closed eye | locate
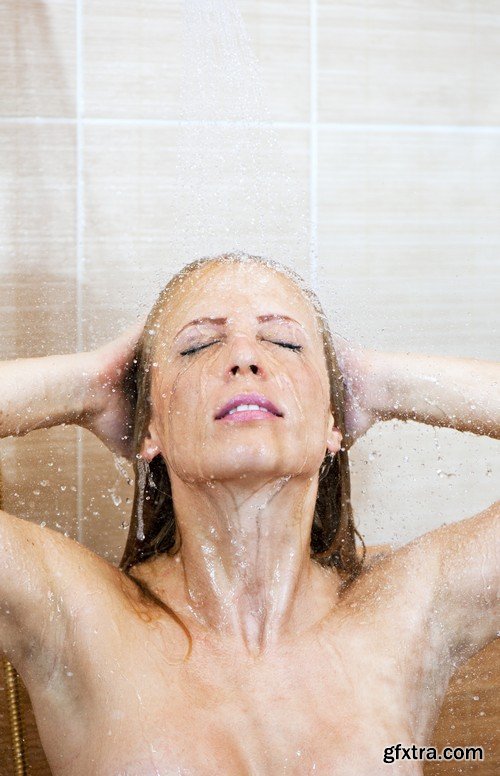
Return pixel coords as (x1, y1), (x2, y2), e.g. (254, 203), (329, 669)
(180, 340), (221, 356)
(180, 339), (303, 356)
(270, 341), (303, 352)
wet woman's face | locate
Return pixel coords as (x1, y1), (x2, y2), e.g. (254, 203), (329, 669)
(142, 262), (341, 485)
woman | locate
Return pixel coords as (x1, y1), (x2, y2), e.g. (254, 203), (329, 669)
(0, 252), (498, 775)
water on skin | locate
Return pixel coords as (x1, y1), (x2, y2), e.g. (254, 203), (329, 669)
(139, 258), (334, 660)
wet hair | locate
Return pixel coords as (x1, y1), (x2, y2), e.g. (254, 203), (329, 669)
(119, 252), (365, 657)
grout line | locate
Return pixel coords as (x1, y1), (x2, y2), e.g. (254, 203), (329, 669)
(0, 116), (77, 124)
(76, 0), (84, 544)
(318, 122), (500, 134)
(84, 117), (310, 128)
(309, 0), (318, 290)
(1, 116), (500, 134)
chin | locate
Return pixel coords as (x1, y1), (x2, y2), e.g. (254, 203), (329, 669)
(197, 453), (322, 485)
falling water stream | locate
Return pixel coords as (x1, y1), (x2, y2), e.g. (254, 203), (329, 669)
(170, 0), (310, 271)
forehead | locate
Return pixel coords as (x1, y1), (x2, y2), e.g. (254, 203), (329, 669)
(164, 262), (319, 331)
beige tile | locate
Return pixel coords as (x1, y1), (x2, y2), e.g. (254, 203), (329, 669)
(318, 1), (500, 125)
(349, 423), (500, 547)
(0, 427), (78, 539)
(317, 129), (500, 358)
(0, 124), (76, 274)
(239, 0), (310, 121)
(82, 123), (311, 348)
(84, 0), (182, 119)
(318, 128), (500, 545)
(0, 0), (76, 117)
(82, 123), (183, 347)
(179, 0), (309, 123)
(0, 274), (76, 359)
(84, 0), (309, 121)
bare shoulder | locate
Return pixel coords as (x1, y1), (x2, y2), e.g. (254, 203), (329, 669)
(421, 500), (499, 662)
(346, 501), (499, 666)
(0, 509), (152, 766)
(0, 508), (131, 689)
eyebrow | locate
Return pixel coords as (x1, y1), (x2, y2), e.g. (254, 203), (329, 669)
(174, 314), (303, 340)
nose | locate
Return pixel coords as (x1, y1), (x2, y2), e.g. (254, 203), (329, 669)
(225, 333), (262, 378)
(230, 363), (259, 376)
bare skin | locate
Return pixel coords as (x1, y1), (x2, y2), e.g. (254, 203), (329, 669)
(0, 261), (498, 775)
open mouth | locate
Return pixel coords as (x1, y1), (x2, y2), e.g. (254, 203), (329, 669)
(215, 393), (283, 421)
(217, 406), (281, 423)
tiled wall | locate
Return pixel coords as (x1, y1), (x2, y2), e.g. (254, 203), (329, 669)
(0, 2), (499, 776)
(0, 0), (499, 561)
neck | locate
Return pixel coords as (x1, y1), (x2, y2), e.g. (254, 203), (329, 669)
(146, 473), (341, 657)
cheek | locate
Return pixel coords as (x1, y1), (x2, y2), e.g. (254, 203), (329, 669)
(275, 357), (331, 448)
(296, 357), (330, 419)
(153, 360), (211, 443)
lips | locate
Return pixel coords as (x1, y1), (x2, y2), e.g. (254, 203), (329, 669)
(215, 392), (283, 420)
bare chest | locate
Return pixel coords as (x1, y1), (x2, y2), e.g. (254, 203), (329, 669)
(36, 613), (429, 776)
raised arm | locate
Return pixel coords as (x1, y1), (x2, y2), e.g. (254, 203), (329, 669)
(335, 342), (500, 446)
(0, 322), (143, 458)
(1, 350), (95, 438)
(336, 344), (499, 665)
(0, 323), (142, 685)
(367, 349), (499, 438)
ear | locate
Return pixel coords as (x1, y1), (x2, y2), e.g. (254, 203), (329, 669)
(326, 411), (343, 455)
(139, 419), (162, 463)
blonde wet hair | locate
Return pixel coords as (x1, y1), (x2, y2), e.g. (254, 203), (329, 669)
(119, 252), (365, 657)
